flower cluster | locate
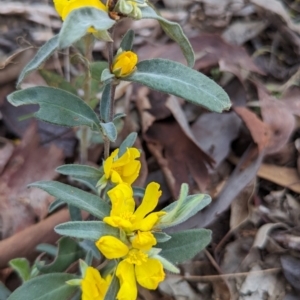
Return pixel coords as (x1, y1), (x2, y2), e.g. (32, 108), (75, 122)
(92, 147), (174, 299)
(65, 146), (177, 300)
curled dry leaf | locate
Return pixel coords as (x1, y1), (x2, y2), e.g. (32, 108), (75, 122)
(257, 86), (295, 154)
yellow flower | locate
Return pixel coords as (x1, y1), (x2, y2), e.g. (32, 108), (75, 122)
(112, 51), (138, 77)
(53, 0), (107, 20)
(103, 182), (166, 249)
(81, 266), (111, 300)
(96, 236), (165, 300)
(103, 148), (141, 185)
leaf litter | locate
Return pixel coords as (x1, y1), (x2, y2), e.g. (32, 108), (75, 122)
(1, 0), (300, 299)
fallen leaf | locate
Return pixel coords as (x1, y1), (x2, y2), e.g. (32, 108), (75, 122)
(0, 124), (64, 239)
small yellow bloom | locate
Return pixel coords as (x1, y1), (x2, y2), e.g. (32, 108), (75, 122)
(96, 236), (129, 259)
(81, 266), (111, 300)
(112, 51), (138, 77)
(104, 182), (165, 241)
(96, 236), (165, 300)
(103, 148), (141, 185)
(53, 0), (107, 20)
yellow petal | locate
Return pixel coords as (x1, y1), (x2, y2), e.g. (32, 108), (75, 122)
(103, 156), (113, 179)
(133, 211), (166, 231)
(112, 148), (140, 167)
(131, 231), (157, 251)
(103, 216), (133, 229)
(134, 182), (162, 222)
(135, 258), (165, 290)
(108, 183), (135, 216)
(81, 266), (110, 300)
(96, 236), (129, 259)
(60, 0), (107, 20)
(116, 260), (137, 300)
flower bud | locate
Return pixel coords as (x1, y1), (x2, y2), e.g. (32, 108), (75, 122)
(112, 50), (138, 77)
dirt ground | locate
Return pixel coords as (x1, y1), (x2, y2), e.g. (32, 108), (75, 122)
(1, 0), (300, 299)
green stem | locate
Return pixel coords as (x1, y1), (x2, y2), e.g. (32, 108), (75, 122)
(80, 35), (93, 164)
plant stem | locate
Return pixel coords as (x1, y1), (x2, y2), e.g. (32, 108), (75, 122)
(80, 35), (93, 164)
(104, 27), (117, 159)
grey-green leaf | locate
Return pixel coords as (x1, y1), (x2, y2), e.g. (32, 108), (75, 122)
(48, 199), (65, 213)
(37, 237), (85, 274)
(56, 164), (103, 179)
(125, 59), (231, 113)
(0, 282), (11, 300)
(7, 273), (78, 300)
(104, 275), (119, 300)
(7, 87), (100, 130)
(9, 258), (31, 282)
(30, 181), (110, 219)
(58, 7), (115, 49)
(55, 221), (119, 240)
(158, 194), (212, 229)
(100, 122), (117, 142)
(158, 229), (212, 264)
(100, 84), (111, 122)
(118, 132), (137, 157)
(141, 6), (194, 67)
(17, 35), (59, 88)
(120, 29), (135, 51)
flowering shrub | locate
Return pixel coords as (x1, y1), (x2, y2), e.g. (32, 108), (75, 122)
(7, 0), (231, 299)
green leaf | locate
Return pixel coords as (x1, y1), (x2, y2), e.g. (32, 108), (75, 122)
(153, 232), (171, 243)
(0, 282), (11, 300)
(68, 205), (82, 221)
(37, 237), (85, 274)
(157, 184), (212, 229)
(101, 68), (114, 82)
(9, 258), (31, 282)
(120, 29), (135, 51)
(100, 84), (111, 122)
(7, 273), (78, 300)
(56, 164), (103, 178)
(39, 70), (77, 95)
(104, 275), (119, 300)
(125, 59), (231, 113)
(36, 244), (58, 257)
(100, 122), (117, 142)
(30, 181), (110, 219)
(55, 221), (119, 240)
(158, 229), (212, 264)
(90, 61), (109, 81)
(56, 165), (103, 189)
(118, 132), (137, 157)
(17, 35), (59, 88)
(48, 199), (65, 213)
(141, 6), (194, 67)
(132, 186), (145, 198)
(58, 7), (115, 49)
(79, 240), (101, 260)
(7, 87), (100, 130)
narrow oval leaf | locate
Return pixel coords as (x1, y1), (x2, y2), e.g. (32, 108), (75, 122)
(7, 273), (78, 300)
(153, 232), (171, 243)
(100, 122), (117, 142)
(0, 282), (11, 299)
(30, 181), (110, 219)
(141, 6), (194, 67)
(17, 35), (59, 88)
(100, 84), (111, 122)
(118, 132), (137, 157)
(55, 221), (119, 240)
(159, 194), (212, 229)
(59, 7), (115, 49)
(125, 59), (231, 113)
(120, 29), (135, 51)
(48, 199), (65, 213)
(104, 275), (119, 300)
(37, 237), (85, 274)
(7, 87), (100, 130)
(56, 164), (103, 179)
(158, 229), (212, 264)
